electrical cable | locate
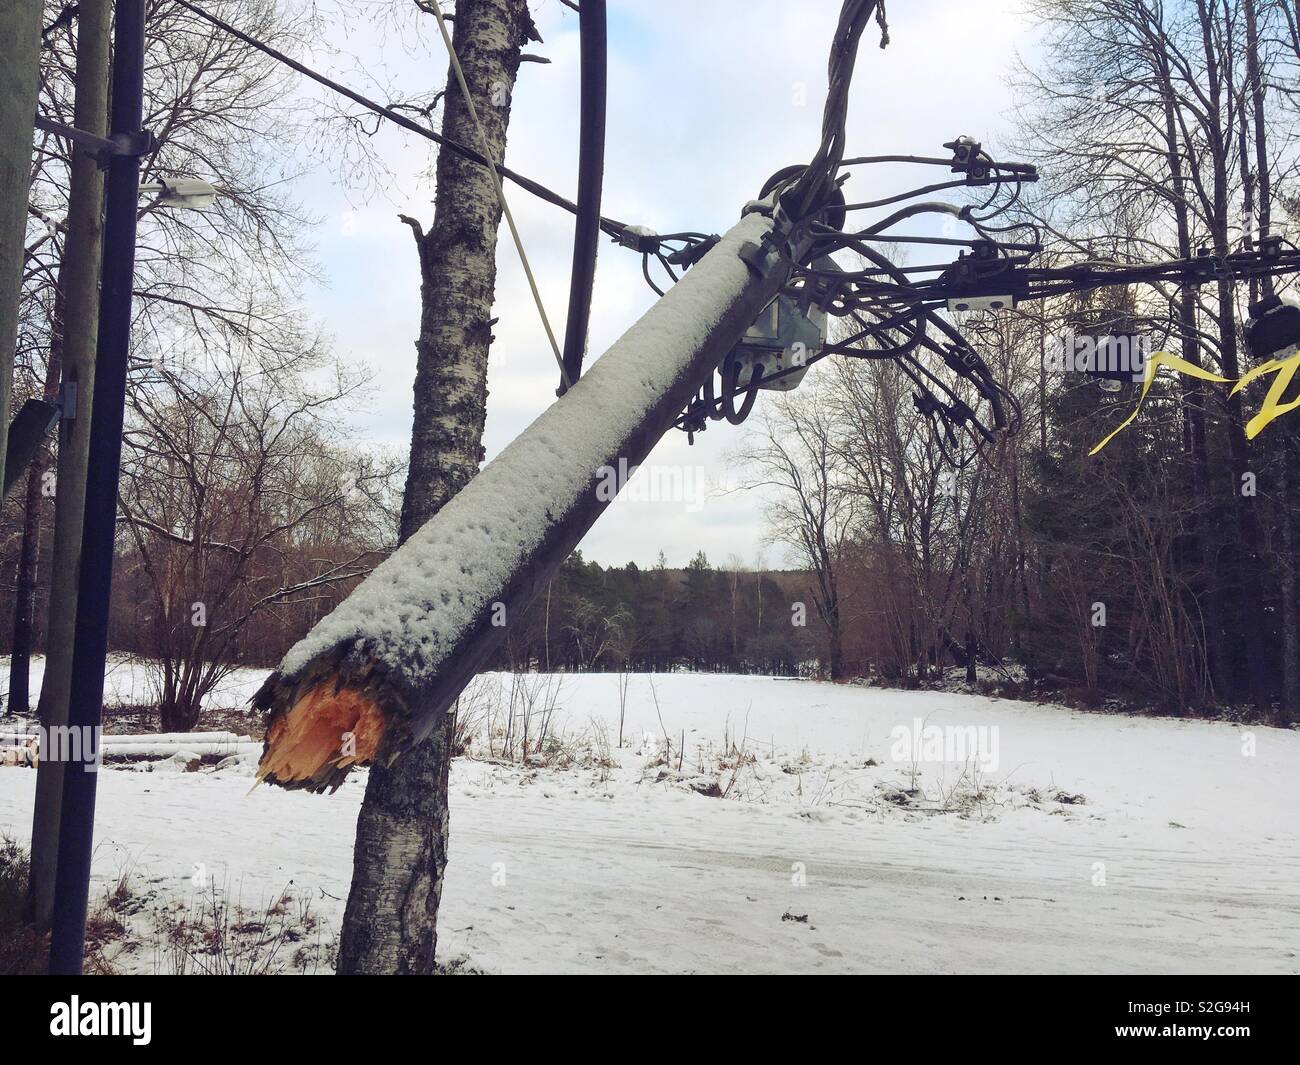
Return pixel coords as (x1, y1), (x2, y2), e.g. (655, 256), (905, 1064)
(185, 0), (1289, 469)
(174, 0), (717, 315)
(426, 0), (568, 387)
(173, 0), (656, 251)
(641, 253), (665, 297)
(782, 0), (883, 223)
(558, 0), (607, 395)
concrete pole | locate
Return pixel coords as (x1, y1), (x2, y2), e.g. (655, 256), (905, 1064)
(28, 0), (113, 931)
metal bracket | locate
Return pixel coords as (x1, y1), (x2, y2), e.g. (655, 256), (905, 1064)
(59, 380), (78, 422)
(33, 115), (156, 165)
(738, 238), (779, 278)
(2, 399), (61, 499)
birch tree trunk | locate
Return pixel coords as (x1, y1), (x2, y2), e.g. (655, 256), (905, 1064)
(335, 0), (537, 974)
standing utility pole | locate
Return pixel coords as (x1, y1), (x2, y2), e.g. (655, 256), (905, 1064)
(49, 0), (148, 975)
(28, 0), (113, 931)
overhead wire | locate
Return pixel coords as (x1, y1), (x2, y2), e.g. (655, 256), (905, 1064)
(173, 0), (668, 252)
(558, 0), (607, 395)
(425, 0), (568, 387)
(180, 0), (1045, 467)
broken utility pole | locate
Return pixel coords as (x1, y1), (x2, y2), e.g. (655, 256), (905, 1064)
(247, 0), (875, 978)
(254, 205), (807, 790)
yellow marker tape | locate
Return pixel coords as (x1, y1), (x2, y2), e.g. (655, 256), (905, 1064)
(1088, 351), (1231, 455)
(1230, 348), (1300, 439)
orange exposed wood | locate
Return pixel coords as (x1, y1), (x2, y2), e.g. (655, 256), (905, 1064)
(257, 681), (388, 787)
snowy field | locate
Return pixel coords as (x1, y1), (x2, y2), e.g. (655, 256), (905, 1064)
(1, 660), (1297, 974)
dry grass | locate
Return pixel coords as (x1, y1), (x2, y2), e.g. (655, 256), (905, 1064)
(0, 844), (339, 975)
(147, 882), (337, 975)
(0, 836), (47, 974)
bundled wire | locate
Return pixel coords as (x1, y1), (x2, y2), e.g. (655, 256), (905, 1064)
(780, 0), (889, 225)
(673, 2), (897, 442)
(676, 128), (1037, 465)
(789, 137), (1036, 461)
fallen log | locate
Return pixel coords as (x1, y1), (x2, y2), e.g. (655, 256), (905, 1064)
(0, 731), (258, 767)
(2, 730), (251, 745)
(98, 741), (261, 760)
(0, 742), (36, 767)
(254, 206), (804, 791)
(99, 731), (253, 746)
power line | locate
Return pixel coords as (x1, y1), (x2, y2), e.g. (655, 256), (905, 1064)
(172, 0), (635, 244)
(174, 0), (1022, 467)
(426, 0), (568, 388)
(558, 0), (607, 395)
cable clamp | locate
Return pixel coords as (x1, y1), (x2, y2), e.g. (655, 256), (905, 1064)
(664, 235), (719, 269)
(942, 343), (981, 375)
(615, 225), (662, 253)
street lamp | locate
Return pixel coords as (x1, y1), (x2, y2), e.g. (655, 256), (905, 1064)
(1, 177), (219, 500)
(139, 176), (218, 210)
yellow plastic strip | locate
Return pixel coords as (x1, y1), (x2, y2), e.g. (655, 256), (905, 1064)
(1088, 351), (1232, 455)
(1230, 349), (1300, 439)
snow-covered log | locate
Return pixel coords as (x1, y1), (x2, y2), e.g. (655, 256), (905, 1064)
(0, 731), (258, 766)
(99, 741), (262, 760)
(100, 731), (253, 746)
(3, 730), (252, 745)
(254, 208), (803, 791)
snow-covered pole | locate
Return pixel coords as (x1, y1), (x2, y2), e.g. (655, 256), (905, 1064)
(255, 204), (808, 791)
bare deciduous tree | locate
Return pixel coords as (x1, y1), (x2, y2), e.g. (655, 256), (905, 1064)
(739, 380), (855, 679)
(115, 343), (395, 731)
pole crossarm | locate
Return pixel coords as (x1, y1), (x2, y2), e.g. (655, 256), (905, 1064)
(32, 114), (154, 161)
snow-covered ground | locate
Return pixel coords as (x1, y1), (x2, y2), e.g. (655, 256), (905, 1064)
(1, 663), (1297, 973)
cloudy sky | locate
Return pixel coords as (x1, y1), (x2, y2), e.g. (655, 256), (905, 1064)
(293, 0), (1039, 567)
